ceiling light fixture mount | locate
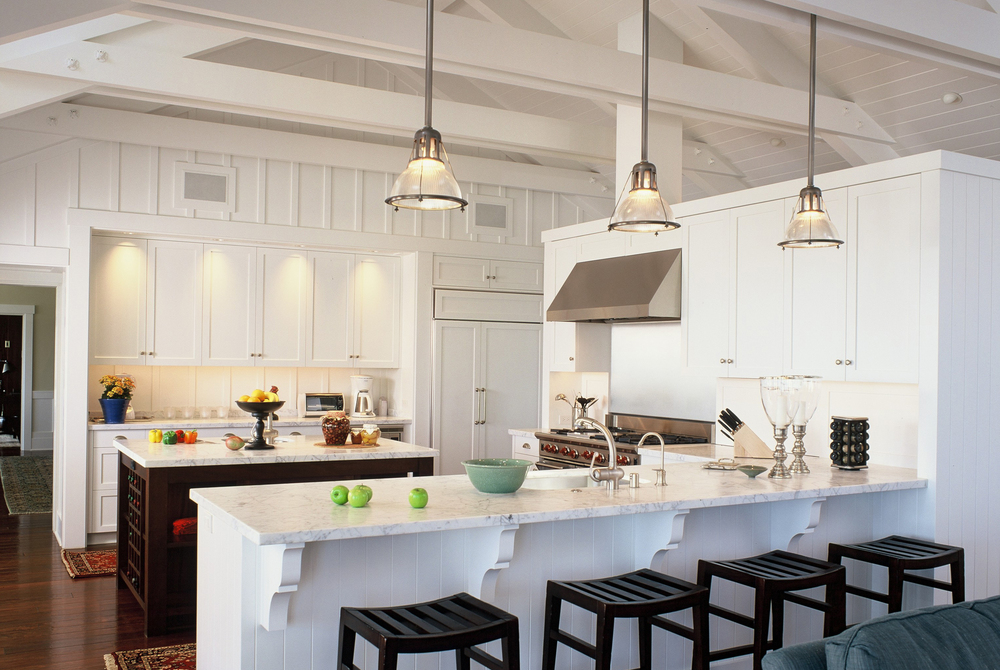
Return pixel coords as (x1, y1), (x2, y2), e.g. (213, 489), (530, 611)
(608, 0), (678, 235)
(941, 92), (963, 105)
(779, 14), (843, 249)
(385, 0), (467, 213)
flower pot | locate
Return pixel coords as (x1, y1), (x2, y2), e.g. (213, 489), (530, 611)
(100, 398), (129, 424)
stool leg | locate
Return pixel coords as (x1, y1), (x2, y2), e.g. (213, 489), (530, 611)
(770, 593), (784, 650)
(338, 621), (357, 670)
(638, 616), (652, 670)
(541, 593), (562, 670)
(825, 573), (847, 636)
(951, 552), (966, 604)
(455, 648), (470, 670)
(887, 561), (904, 613)
(593, 608), (615, 670)
(752, 586), (772, 670)
(378, 643), (398, 670)
(503, 620), (521, 670)
(691, 599), (709, 670)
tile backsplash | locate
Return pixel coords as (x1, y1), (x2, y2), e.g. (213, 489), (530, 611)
(88, 365), (399, 418)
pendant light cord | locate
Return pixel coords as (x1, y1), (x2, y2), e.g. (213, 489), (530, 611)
(425, 0), (434, 128)
(640, 0), (649, 163)
(807, 13), (816, 188)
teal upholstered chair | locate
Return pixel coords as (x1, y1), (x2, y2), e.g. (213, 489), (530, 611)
(762, 595), (1000, 670)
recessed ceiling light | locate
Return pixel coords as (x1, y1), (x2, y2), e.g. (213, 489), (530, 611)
(942, 92), (963, 105)
(770, 138), (786, 148)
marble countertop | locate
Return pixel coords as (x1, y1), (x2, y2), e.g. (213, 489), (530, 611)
(638, 443), (737, 463)
(90, 415), (411, 431)
(115, 434), (436, 468)
(508, 428), (541, 437)
(190, 461), (926, 546)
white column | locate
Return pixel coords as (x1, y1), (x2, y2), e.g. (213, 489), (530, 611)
(616, 13), (684, 206)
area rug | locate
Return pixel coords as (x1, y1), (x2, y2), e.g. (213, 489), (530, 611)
(0, 434), (19, 445)
(60, 548), (116, 578)
(0, 455), (52, 514)
(104, 643), (196, 670)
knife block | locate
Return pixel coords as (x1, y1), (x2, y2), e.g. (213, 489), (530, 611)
(732, 425), (773, 458)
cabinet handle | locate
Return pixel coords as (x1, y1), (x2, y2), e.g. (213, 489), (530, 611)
(481, 388), (487, 425)
(522, 442), (531, 450)
(835, 359), (843, 365)
(474, 388), (481, 425)
(845, 359), (853, 366)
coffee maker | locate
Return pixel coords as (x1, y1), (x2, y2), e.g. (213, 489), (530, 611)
(350, 375), (375, 417)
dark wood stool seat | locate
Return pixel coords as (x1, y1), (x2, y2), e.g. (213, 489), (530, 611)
(828, 535), (965, 613)
(541, 568), (710, 670)
(698, 550), (846, 670)
(338, 592), (520, 670)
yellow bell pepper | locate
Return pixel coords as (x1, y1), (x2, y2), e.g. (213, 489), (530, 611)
(148, 429), (163, 443)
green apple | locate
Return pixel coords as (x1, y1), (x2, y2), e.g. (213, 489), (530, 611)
(409, 488), (428, 509)
(330, 485), (349, 506)
(357, 484), (373, 502)
(348, 486), (369, 508)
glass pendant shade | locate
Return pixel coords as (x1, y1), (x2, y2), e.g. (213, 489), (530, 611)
(779, 186), (843, 248)
(608, 161), (678, 233)
(387, 127), (467, 211)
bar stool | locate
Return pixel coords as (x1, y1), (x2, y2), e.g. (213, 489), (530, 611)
(698, 550), (846, 670)
(541, 568), (710, 670)
(828, 535), (965, 613)
(338, 592), (520, 670)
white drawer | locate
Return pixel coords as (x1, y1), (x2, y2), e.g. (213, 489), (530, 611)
(92, 429), (146, 449)
(92, 448), (119, 490)
(89, 490), (118, 534)
(512, 435), (539, 458)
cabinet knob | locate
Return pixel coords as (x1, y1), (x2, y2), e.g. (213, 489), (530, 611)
(845, 359), (853, 366)
(139, 351), (146, 356)
(727, 359), (733, 364)
(720, 358), (726, 364)
(835, 359), (843, 365)
(568, 357), (574, 361)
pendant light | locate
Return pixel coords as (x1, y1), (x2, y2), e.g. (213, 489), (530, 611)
(778, 15), (843, 248)
(608, 0), (678, 234)
(386, 0), (468, 212)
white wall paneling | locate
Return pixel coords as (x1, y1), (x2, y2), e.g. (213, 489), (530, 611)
(30, 390), (53, 451)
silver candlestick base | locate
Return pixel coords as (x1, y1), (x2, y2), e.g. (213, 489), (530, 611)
(789, 424), (810, 474)
(769, 426), (792, 479)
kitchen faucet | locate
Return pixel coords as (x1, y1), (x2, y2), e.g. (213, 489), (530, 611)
(637, 432), (668, 486)
(575, 416), (625, 491)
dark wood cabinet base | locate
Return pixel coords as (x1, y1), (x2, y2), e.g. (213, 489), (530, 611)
(116, 454), (434, 637)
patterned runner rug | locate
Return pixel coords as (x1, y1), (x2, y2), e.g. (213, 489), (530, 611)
(0, 455), (52, 514)
(61, 548), (117, 578)
(105, 643), (196, 670)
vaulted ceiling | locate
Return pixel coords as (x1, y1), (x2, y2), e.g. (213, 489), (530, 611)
(2, 0), (999, 203)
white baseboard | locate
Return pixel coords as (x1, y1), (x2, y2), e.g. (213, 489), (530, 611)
(30, 431), (53, 451)
(86, 531), (117, 548)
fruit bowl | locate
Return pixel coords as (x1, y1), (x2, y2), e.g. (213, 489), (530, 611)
(236, 400), (284, 414)
(462, 459), (533, 494)
(236, 401), (285, 450)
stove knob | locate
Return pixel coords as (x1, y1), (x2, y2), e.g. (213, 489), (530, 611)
(582, 450), (592, 460)
(596, 454), (606, 464)
(560, 447), (570, 456)
(569, 449), (578, 459)
(618, 455), (629, 466)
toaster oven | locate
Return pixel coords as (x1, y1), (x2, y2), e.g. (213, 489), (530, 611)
(301, 392), (345, 417)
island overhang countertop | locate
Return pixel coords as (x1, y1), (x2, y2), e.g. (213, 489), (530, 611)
(114, 434), (437, 468)
(190, 462), (925, 546)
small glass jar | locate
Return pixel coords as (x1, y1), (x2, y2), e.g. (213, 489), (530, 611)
(321, 411), (351, 446)
(360, 424), (381, 446)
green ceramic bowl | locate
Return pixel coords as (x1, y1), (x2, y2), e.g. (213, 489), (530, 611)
(462, 459), (533, 494)
(737, 464), (768, 479)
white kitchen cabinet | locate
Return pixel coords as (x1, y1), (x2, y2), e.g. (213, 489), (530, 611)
(784, 188), (849, 380)
(202, 244), (257, 366)
(546, 237), (611, 372)
(145, 240), (203, 365)
(306, 252), (355, 367)
(90, 237), (148, 365)
(255, 248), (308, 366)
(433, 320), (541, 475)
(847, 175), (921, 383)
(683, 210), (732, 375)
(511, 433), (540, 462)
(354, 255), (401, 368)
(433, 255), (543, 293)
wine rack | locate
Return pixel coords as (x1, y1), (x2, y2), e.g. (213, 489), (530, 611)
(123, 469), (146, 599)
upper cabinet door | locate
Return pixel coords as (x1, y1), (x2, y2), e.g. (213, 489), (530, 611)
(146, 240), (203, 366)
(548, 239), (578, 372)
(306, 252), (355, 368)
(683, 210), (732, 374)
(847, 175), (921, 384)
(433, 256), (490, 289)
(202, 245), (256, 366)
(784, 188), (849, 380)
(489, 260), (543, 293)
(354, 255), (400, 368)
(90, 237), (147, 365)
(729, 200), (786, 378)
(479, 322), (542, 460)
(256, 248), (308, 367)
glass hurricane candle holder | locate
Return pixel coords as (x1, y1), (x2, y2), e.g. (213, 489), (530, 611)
(787, 376), (821, 474)
(760, 376), (793, 479)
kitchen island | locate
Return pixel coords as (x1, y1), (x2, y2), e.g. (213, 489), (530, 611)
(113, 434), (435, 636)
(192, 462), (925, 670)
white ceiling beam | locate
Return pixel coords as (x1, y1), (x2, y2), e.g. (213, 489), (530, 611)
(0, 71), (91, 119)
(683, 169), (747, 196)
(0, 41), (616, 162)
(124, 0), (893, 143)
(671, 1), (781, 84)
(0, 14), (148, 60)
(820, 133), (900, 167)
(0, 1), (135, 45)
(0, 102), (610, 197)
(985, 0), (1000, 12)
(461, 0), (564, 37)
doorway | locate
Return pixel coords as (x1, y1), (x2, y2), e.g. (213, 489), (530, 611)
(0, 315), (24, 447)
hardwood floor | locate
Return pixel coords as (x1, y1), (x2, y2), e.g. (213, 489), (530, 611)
(0, 464), (194, 670)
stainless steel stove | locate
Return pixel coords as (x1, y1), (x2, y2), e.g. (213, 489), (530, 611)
(534, 413), (714, 470)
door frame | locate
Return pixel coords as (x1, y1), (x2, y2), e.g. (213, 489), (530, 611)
(0, 304), (34, 455)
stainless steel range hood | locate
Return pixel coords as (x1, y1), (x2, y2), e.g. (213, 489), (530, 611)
(546, 249), (681, 323)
